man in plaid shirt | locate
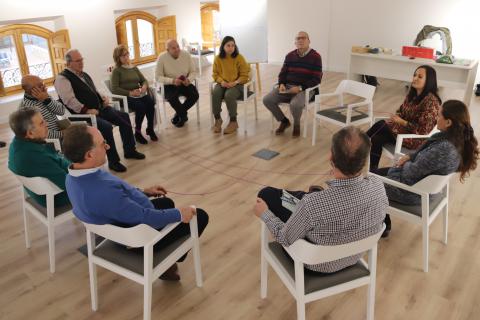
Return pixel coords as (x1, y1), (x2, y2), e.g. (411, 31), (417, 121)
(254, 126), (387, 273)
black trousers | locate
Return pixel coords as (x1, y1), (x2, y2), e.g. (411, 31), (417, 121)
(164, 84), (199, 118)
(96, 107), (136, 164)
(150, 197), (209, 261)
(258, 187), (308, 223)
(366, 120), (396, 170)
(127, 95), (155, 132)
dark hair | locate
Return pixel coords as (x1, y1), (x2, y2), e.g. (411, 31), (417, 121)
(62, 124), (94, 163)
(441, 100), (479, 182)
(9, 108), (39, 138)
(219, 36), (239, 58)
(407, 65), (441, 104)
(331, 126), (371, 176)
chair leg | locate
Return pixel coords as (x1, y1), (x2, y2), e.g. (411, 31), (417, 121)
(162, 100), (168, 130)
(294, 261), (306, 320)
(296, 300), (306, 320)
(260, 251), (268, 298)
(244, 103), (247, 135)
(155, 101), (162, 133)
(254, 97), (258, 120)
(22, 203), (31, 249)
(311, 118), (317, 146)
(196, 101), (200, 125)
(302, 108), (308, 138)
(47, 224), (55, 273)
(443, 204), (448, 245)
(144, 246), (153, 320)
(88, 261), (98, 311)
(193, 241), (203, 287)
(86, 231), (98, 311)
(423, 222), (429, 272)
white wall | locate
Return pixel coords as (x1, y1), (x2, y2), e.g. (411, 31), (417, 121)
(0, 0), (201, 121)
(327, 0), (480, 75)
(267, 0), (331, 66)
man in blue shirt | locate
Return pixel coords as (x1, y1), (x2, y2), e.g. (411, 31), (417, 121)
(62, 124), (209, 280)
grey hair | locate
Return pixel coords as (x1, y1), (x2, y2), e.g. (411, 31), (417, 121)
(65, 49), (79, 64)
(9, 107), (39, 138)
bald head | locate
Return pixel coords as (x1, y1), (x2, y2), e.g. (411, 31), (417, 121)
(330, 126), (371, 176)
(166, 39), (181, 59)
(295, 31), (310, 51)
(21, 75), (43, 94)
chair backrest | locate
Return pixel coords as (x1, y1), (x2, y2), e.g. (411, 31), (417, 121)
(284, 225), (385, 265)
(103, 78), (113, 93)
(336, 80), (376, 101)
(83, 223), (161, 248)
(14, 174), (63, 196)
(412, 173), (455, 194)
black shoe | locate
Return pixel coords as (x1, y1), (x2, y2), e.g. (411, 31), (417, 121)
(146, 129), (158, 141)
(275, 119), (291, 135)
(109, 162), (127, 172)
(475, 84), (480, 96)
(308, 185), (324, 192)
(381, 229), (390, 238)
(174, 117), (186, 128)
(381, 214), (391, 238)
(135, 132), (148, 145)
(171, 114), (180, 125)
(0, 141), (6, 148)
(125, 150), (146, 160)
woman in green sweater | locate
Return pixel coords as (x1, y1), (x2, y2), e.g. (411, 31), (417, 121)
(212, 36), (250, 134)
(111, 45), (157, 144)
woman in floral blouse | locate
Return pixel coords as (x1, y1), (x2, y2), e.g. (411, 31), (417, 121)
(367, 65), (441, 169)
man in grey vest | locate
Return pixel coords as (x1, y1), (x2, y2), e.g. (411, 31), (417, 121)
(55, 49), (145, 173)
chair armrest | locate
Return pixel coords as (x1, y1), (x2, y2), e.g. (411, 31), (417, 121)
(148, 221), (182, 246)
(368, 172), (426, 195)
(45, 138), (61, 152)
(305, 83), (321, 105)
(67, 114), (97, 127)
(346, 101), (371, 109)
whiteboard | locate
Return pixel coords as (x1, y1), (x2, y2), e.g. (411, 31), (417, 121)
(219, 0), (268, 63)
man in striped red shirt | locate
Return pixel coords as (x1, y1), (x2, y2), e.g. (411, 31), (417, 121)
(263, 31), (323, 137)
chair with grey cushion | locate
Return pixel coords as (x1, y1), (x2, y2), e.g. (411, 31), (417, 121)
(260, 222), (385, 320)
(369, 172), (454, 272)
(312, 80), (376, 146)
(373, 116), (439, 164)
(83, 216), (203, 320)
(13, 174), (74, 273)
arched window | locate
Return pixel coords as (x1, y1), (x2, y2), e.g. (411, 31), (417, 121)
(115, 11), (158, 65)
(0, 24), (70, 96)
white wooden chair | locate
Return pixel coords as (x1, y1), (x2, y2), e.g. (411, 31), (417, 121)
(102, 78), (129, 112)
(270, 83), (320, 138)
(83, 217), (203, 320)
(13, 174), (74, 273)
(312, 80), (376, 145)
(260, 222), (385, 320)
(154, 78), (201, 131)
(369, 172), (454, 272)
(209, 65), (258, 134)
(372, 116), (439, 163)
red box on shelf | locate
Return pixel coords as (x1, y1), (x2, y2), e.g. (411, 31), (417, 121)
(402, 46), (434, 59)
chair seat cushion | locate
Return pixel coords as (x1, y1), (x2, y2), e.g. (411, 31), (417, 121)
(268, 242), (370, 294)
(389, 188), (446, 217)
(316, 106), (369, 123)
(93, 235), (190, 275)
(25, 197), (72, 217)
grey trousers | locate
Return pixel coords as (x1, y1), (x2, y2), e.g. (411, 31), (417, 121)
(212, 84), (244, 119)
(263, 89), (306, 125)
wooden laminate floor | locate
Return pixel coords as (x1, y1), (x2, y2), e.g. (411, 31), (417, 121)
(0, 64), (479, 320)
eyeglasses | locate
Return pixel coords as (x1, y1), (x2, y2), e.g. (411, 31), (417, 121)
(71, 58), (84, 63)
(121, 52), (130, 57)
(295, 36), (308, 41)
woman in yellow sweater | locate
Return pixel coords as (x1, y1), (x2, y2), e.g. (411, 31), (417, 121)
(212, 36), (250, 134)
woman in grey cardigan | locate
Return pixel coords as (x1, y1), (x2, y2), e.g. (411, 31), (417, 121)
(374, 100), (479, 237)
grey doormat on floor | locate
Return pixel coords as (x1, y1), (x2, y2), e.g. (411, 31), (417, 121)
(252, 148), (280, 160)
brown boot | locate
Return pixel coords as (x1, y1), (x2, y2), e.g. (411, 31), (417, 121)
(213, 118), (223, 133)
(223, 121), (239, 134)
(292, 124), (301, 137)
(275, 119), (291, 135)
(159, 263), (180, 281)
